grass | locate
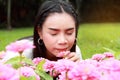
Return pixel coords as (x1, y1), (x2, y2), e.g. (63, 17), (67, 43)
(0, 27), (33, 51)
(77, 23), (120, 59)
(0, 23), (120, 59)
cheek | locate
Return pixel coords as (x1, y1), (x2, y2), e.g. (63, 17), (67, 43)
(42, 34), (56, 49)
(68, 37), (75, 47)
(68, 32), (76, 42)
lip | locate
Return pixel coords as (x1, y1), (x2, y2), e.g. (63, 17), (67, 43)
(56, 48), (67, 52)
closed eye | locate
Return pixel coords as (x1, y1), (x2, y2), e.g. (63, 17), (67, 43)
(66, 32), (73, 35)
(48, 28), (59, 36)
(51, 33), (57, 36)
(66, 29), (74, 35)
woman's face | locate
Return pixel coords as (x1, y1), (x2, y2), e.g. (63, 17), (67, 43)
(38, 12), (76, 58)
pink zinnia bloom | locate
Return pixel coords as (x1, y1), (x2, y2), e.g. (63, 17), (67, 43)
(103, 52), (114, 58)
(68, 62), (100, 80)
(108, 71), (120, 80)
(32, 57), (45, 65)
(100, 73), (114, 80)
(0, 63), (19, 80)
(79, 59), (100, 68)
(100, 71), (120, 80)
(43, 60), (56, 72)
(92, 53), (105, 61)
(44, 59), (75, 78)
(56, 51), (70, 58)
(6, 40), (35, 53)
(99, 58), (120, 72)
(58, 72), (68, 80)
(54, 59), (75, 73)
(53, 59), (75, 78)
(19, 66), (40, 80)
(44, 60), (57, 77)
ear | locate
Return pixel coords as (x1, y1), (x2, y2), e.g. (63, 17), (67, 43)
(37, 27), (43, 39)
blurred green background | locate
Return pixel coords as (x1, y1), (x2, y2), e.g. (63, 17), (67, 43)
(77, 23), (120, 59)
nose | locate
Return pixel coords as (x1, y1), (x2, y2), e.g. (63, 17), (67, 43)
(58, 35), (68, 45)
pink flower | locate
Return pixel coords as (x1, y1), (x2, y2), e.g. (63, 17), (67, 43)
(68, 62), (100, 80)
(44, 60), (59, 77)
(56, 51), (70, 58)
(43, 60), (56, 72)
(100, 71), (120, 80)
(44, 59), (75, 78)
(92, 53), (105, 61)
(58, 72), (68, 80)
(19, 66), (40, 80)
(103, 52), (114, 58)
(79, 59), (100, 67)
(6, 40), (35, 53)
(99, 58), (120, 72)
(32, 57), (45, 65)
(54, 59), (75, 73)
(97, 58), (120, 80)
(0, 63), (19, 80)
(54, 59), (75, 78)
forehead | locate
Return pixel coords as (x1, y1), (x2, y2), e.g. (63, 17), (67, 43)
(42, 12), (75, 29)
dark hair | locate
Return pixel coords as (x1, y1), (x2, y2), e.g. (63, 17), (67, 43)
(33, 0), (79, 58)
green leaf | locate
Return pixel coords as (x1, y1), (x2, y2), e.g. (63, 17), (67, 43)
(103, 47), (116, 53)
(114, 52), (120, 60)
(35, 70), (53, 80)
(5, 56), (34, 69)
(35, 59), (53, 80)
(20, 76), (36, 80)
(5, 56), (23, 69)
(22, 57), (34, 65)
(36, 59), (46, 71)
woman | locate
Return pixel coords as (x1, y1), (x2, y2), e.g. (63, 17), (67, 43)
(3, 0), (82, 62)
(33, 0), (82, 62)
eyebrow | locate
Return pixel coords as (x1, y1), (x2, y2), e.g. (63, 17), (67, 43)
(66, 28), (75, 31)
(48, 28), (59, 31)
(48, 27), (74, 31)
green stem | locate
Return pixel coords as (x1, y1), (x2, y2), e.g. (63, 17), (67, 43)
(19, 52), (23, 78)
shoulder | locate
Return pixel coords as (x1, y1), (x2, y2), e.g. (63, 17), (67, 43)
(76, 45), (82, 60)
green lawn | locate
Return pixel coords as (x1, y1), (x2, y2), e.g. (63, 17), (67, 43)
(77, 23), (120, 59)
(0, 23), (120, 59)
(0, 27), (33, 51)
